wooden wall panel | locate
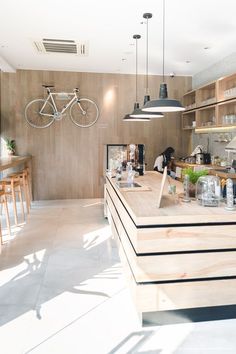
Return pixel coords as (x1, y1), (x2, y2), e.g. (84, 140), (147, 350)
(1, 70), (191, 199)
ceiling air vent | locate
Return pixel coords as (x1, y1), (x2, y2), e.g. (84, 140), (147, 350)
(33, 38), (89, 56)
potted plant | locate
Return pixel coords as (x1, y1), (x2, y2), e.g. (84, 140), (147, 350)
(182, 168), (208, 197)
(5, 138), (16, 156)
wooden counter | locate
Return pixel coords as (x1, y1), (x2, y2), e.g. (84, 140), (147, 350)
(210, 168), (236, 180)
(173, 160), (236, 181)
(105, 171), (236, 324)
(173, 160), (212, 169)
(0, 155), (31, 172)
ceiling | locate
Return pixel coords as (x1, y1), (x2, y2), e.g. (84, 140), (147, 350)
(0, 0), (236, 76)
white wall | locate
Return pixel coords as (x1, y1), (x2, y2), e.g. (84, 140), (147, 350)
(193, 52), (236, 89)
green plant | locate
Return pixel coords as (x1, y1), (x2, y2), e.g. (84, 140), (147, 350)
(5, 138), (16, 152)
(183, 168), (208, 185)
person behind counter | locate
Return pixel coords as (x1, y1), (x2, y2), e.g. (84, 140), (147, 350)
(154, 146), (175, 174)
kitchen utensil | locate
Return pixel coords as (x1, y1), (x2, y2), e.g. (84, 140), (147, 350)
(195, 153), (204, 164)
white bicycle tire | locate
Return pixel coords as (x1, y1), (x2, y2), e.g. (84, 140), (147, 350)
(25, 99), (55, 128)
(69, 98), (99, 128)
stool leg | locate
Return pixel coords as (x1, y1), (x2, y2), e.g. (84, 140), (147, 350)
(2, 195), (11, 236)
(26, 167), (32, 203)
(11, 181), (18, 226)
(22, 174), (30, 214)
(18, 184), (25, 222)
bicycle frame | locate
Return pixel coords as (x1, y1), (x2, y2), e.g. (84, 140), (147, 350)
(40, 90), (82, 117)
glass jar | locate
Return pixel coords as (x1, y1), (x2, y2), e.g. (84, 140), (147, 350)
(196, 175), (221, 207)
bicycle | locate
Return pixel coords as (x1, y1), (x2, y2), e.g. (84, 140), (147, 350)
(24, 85), (99, 128)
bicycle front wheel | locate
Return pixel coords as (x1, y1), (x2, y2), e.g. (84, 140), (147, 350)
(25, 99), (55, 128)
(69, 98), (99, 128)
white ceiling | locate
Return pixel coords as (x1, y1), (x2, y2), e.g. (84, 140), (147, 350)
(0, 0), (236, 76)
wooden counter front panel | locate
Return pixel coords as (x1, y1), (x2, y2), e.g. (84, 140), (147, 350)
(106, 186), (236, 282)
(136, 279), (236, 312)
(109, 206), (236, 312)
(136, 225), (236, 253)
(106, 179), (138, 249)
(105, 173), (236, 315)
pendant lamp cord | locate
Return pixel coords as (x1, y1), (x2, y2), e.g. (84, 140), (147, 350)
(162, 0), (165, 83)
(146, 17), (149, 93)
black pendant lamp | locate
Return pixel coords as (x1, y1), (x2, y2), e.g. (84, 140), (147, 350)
(142, 0), (185, 113)
(141, 13), (163, 118)
(123, 34), (150, 122)
(123, 113), (150, 122)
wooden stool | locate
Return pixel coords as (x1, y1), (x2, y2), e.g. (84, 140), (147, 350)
(0, 176), (25, 225)
(9, 168), (31, 214)
(0, 190), (11, 244)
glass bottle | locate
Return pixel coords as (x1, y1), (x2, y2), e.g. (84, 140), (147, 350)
(225, 178), (235, 211)
(183, 174), (191, 202)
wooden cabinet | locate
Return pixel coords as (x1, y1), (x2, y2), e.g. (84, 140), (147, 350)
(218, 73), (236, 102)
(183, 90), (196, 110)
(217, 99), (236, 126)
(182, 73), (236, 131)
(182, 110), (196, 130)
(196, 81), (216, 107)
(196, 105), (217, 128)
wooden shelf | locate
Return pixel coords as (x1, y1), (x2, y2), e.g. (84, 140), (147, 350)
(196, 105), (217, 128)
(183, 89), (196, 110)
(182, 110), (196, 130)
(182, 73), (236, 131)
(218, 73), (236, 102)
(196, 81), (216, 107)
(217, 98), (236, 126)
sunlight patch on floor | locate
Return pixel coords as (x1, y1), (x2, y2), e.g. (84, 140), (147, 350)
(83, 225), (111, 250)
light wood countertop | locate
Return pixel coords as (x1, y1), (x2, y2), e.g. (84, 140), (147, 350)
(106, 171), (236, 226)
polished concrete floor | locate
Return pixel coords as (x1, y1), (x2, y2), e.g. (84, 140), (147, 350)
(1, 199), (236, 354)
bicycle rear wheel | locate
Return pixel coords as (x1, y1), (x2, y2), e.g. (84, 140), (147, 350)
(69, 98), (99, 128)
(25, 99), (55, 128)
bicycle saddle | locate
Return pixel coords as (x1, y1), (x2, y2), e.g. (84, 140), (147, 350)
(42, 85), (54, 88)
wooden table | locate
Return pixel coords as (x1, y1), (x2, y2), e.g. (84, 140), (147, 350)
(0, 156), (31, 172)
(105, 171), (236, 325)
